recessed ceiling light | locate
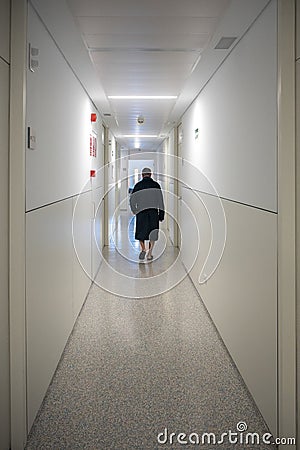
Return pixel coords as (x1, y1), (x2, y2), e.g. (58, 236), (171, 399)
(120, 134), (158, 138)
(108, 95), (177, 100)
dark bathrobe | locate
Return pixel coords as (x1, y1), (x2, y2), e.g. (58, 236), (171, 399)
(130, 177), (165, 241)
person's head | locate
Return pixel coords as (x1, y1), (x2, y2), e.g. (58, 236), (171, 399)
(142, 167), (152, 178)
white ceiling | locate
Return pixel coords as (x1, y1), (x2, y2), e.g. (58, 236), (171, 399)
(63, 0), (270, 151)
(65, 0), (230, 150)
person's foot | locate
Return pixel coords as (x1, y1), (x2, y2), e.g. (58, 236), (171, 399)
(139, 250), (146, 260)
(147, 253), (153, 261)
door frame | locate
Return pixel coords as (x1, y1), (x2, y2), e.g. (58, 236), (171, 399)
(10, 0), (28, 448)
(277, 0), (296, 444)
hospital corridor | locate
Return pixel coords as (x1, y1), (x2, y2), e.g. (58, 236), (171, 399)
(25, 213), (274, 449)
(0, 0), (299, 449)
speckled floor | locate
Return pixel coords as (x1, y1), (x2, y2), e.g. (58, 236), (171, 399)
(25, 213), (274, 450)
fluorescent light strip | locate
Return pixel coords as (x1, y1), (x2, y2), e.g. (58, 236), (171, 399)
(120, 134), (158, 138)
(108, 95), (177, 100)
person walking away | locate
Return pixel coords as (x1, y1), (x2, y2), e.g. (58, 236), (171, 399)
(129, 168), (165, 261)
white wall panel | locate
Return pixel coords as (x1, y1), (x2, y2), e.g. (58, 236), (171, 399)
(30, 0), (109, 113)
(26, 4), (97, 211)
(181, 0), (277, 212)
(26, 5), (106, 430)
(26, 193), (100, 429)
(92, 187), (104, 279)
(26, 200), (74, 429)
(296, 57), (300, 445)
(25, 0), (106, 439)
(0, 0), (10, 62)
(166, 131), (176, 245)
(119, 150), (129, 212)
(0, 5), (10, 448)
(91, 125), (105, 276)
(90, 113), (105, 278)
(178, 1), (278, 434)
(72, 191), (92, 319)
(90, 123), (105, 190)
(0, 56), (10, 450)
(181, 190), (277, 433)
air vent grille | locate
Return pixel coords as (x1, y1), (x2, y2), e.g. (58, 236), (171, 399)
(214, 37), (237, 50)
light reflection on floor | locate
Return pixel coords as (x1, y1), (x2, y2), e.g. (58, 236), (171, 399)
(95, 211), (186, 298)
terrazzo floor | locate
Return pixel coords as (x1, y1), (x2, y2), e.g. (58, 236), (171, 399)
(25, 213), (274, 450)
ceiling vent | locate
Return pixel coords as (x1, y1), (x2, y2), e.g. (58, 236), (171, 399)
(214, 37), (237, 50)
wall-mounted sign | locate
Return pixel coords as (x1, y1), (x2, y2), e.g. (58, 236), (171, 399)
(90, 132), (97, 157)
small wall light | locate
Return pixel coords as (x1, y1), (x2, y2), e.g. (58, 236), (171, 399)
(91, 113), (97, 122)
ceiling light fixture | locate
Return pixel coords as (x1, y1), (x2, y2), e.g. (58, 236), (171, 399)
(120, 134), (158, 138)
(108, 95), (177, 100)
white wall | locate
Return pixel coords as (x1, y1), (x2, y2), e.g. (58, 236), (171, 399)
(26, 3), (103, 429)
(26, 6), (94, 210)
(119, 149), (129, 211)
(180, 8), (277, 212)
(91, 124), (105, 279)
(178, 0), (277, 433)
(154, 138), (177, 245)
(296, 0), (300, 442)
(107, 132), (117, 238)
(162, 132), (177, 245)
(0, 1), (11, 448)
(167, 130), (176, 244)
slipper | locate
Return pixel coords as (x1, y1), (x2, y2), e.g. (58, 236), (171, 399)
(147, 254), (153, 261)
(139, 250), (146, 260)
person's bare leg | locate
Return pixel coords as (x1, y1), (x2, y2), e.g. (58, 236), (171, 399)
(139, 240), (146, 259)
(147, 240), (155, 259)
